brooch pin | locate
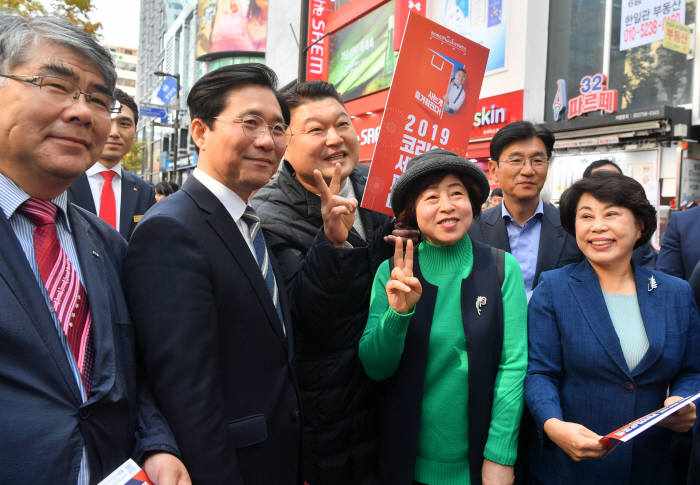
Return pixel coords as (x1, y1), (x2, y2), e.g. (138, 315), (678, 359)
(476, 296), (487, 316)
(648, 275), (658, 293)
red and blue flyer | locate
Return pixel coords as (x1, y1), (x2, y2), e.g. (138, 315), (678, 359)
(361, 11), (489, 216)
(98, 459), (153, 485)
(600, 390), (700, 456)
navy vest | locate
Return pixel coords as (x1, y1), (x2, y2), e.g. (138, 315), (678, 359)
(379, 240), (505, 485)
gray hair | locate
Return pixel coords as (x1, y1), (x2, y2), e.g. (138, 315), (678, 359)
(0, 13), (116, 90)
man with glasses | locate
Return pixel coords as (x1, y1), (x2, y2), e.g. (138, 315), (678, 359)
(469, 121), (581, 299)
(0, 14), (188, 484)
(68, 88), (157, 240)
(251, 81), (399, 484)
(124, 64), (302, 484)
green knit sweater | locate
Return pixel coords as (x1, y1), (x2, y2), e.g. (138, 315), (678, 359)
(359, 234), (528, 485)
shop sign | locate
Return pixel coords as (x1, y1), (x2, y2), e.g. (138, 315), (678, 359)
(305, 0), (330, 81)
(471, 90), (524, 139)
(566, 73), (619, 120)
(620, 0), (685, 51)
(663, 18), (692, 54)
(361, 12), (488, 215)
(394, 0), (426, 50)
(351, 113), (382, 161)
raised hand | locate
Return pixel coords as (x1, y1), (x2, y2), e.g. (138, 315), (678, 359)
(314, 163), (358, 248)
(385, 237), (422, 314)
(543, 418), (608, 462)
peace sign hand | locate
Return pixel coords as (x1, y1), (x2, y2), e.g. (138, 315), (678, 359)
(386, 237), (422, 314)
(314, 163), (358, 248)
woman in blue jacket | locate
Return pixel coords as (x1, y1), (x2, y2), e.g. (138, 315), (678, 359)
(525, 173), (700, 484)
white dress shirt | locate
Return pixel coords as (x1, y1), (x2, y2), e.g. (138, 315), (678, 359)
(86, 161), (122, 232)
(192, 168), (257, 260)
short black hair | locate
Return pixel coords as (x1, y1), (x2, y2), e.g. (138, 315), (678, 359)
(187, 63), (289, 129)
(490, 121), (555, 162)
(281, 80), (345, 111)
(559, 173), (656, 249)
(490, 188), (503, 198)
(582, 159), (622, 178)
(154, 181), (179, 197)
(456, 67), (466, 75)
(397, 170), (483, 229)
(114, 88), (138, 126)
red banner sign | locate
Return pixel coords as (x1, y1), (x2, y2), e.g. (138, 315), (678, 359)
(361, 12), (488, 215)
(305, 0), (330, 81)
(394, 0), (426, 50)
(471, 90), (524, 139)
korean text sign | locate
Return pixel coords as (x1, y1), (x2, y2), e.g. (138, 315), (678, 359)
(620, 0), (685, 51)
(361, 12), (488, 216)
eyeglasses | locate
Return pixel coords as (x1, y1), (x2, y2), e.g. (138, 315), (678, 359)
(0, 73), (119, 116)
(500, 156), (549, 169)
(212, 114), (290, 148)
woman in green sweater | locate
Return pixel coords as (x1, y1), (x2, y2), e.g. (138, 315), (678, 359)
(359, 149), (528, 485)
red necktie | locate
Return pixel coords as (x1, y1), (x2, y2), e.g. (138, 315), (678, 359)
(19, 198), (94, 395)
(99, 170), (117, 229)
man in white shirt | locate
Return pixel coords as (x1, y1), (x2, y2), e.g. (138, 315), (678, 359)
(68, 88), (156, 239)
(444, 67), (466, 114)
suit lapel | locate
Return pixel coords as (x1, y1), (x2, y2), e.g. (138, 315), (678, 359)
(480, 207), (511, 251)
(535, 203), (566, 284)
(0, 211), (82, 401)
(68, 173), (96, 214)
(120, 171), (138, 239)
(630, 266), (666, 376)
(569, 260), (631, 377)
(184, 178), (288, 346)
(68, 206), (116, 402)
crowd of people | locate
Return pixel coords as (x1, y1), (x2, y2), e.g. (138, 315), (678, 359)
(1, 12), (699, 485)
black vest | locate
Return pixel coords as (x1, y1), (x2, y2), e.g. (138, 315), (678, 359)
(379, 240), (505, 485)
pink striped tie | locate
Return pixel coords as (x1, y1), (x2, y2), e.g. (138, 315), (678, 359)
(19, 198), (94, 395)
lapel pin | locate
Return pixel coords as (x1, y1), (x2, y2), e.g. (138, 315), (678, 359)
(92, 250), (100, 258)
(648, 275), (658, 293)
(476, 296), (487, 315)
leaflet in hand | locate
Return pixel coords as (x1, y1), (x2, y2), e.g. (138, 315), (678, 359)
(599, 390), (700, 455)
(97, 458), (153, 485)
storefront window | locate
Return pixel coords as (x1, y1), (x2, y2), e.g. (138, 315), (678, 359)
(328, 0), (396, 101)
(544, 0), (607, 124)
(609, 0), (695, 110)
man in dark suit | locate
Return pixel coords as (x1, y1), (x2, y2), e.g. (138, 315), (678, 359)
(124, 64), (302, 484)
(469, 121), (581, 299)
(0, 14), (188, 484)
(69, 88), (156, 240)
(657, 205), (700, 280)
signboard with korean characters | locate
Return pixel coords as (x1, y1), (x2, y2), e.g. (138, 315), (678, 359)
(620, 0), (685, 51)
(361, 12), (488, 216)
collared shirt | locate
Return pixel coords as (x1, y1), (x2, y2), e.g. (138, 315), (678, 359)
(86, 161), (122, 232)
(445, 81), (465, 112)
(0, 173), (90, 485)
(502, 198), (544, 298)
(192, 168), (257, 260)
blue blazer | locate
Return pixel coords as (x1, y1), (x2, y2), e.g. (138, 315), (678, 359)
(0, 203), (178, 483)
(525, 259), (700, 484)
(657, 206), (700, 279)
(68, 170), (156, 240)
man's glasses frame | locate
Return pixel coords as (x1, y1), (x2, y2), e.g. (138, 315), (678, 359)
(499, 156), (550, 169)
(212, 114), (291, 148)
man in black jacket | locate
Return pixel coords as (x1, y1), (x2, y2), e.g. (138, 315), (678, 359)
(251, 81), (395, 485)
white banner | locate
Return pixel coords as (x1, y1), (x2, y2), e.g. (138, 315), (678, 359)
(620, 0), (685, 51)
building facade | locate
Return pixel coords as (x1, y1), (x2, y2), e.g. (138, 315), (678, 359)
(109, 45), (138, 97)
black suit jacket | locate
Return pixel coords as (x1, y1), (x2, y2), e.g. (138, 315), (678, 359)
(68, 169), (156, 240)
(124, 176), (302, 485)
(468, 202), (582, 287)
(0, 202), (178, 483)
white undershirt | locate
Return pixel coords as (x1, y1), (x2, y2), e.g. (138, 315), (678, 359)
(86, 161), (122, 232)
(192, 168), (257, 260)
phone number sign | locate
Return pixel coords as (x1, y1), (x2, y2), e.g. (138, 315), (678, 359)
(620, 0), (685, 51)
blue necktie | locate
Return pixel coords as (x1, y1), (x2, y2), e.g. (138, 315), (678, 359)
(242, 206), (286, 336)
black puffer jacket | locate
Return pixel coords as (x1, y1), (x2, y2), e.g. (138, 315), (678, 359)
(252, 161), (393, 485)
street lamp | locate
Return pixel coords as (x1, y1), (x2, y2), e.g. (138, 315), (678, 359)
(154, 71), (181, 182)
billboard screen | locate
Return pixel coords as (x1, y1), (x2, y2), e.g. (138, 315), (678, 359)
(328, 1), (396, 101)
(196, 0), (268, 59)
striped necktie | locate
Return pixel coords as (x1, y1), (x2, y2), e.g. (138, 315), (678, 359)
(242, 206), (286, 336)
(19, 198), (94, 394)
